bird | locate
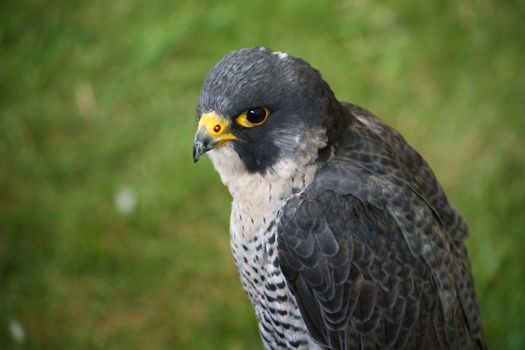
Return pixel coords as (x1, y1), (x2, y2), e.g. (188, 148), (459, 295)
(192, 47), (486, 350)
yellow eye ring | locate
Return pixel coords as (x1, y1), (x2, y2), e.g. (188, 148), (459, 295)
(236, 107), (269, 127)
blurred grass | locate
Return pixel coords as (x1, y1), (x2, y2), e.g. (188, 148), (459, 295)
(1, 0), (524, 348)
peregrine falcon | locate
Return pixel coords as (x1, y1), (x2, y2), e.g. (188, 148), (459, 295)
(192, 48), (486, 349)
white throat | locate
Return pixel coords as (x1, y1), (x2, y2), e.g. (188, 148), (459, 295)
(207, 144), (319, 241)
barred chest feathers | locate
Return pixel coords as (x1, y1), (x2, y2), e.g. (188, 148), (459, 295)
(207, 144), (322, 349)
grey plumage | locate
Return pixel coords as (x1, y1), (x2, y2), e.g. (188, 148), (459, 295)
(193, 48), (486, 349)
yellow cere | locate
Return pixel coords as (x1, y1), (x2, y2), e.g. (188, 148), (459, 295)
(198, 111), (239, 144)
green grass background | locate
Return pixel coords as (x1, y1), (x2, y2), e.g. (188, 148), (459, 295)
(1, 0), (524, 349)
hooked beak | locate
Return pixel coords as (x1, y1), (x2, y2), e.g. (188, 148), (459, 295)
(193, 112), (238, 162)
(192, 127), (213, 163)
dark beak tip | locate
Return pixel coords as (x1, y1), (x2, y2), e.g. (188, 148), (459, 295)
(192, 145), (201, 163)
(193, 127), (214, 163)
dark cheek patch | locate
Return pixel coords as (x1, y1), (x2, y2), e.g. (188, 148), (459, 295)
(233, 139), (280, 175)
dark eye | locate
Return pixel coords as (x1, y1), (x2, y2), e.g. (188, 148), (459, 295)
(246, 107), (268, 124)
(236, 107), (270, 127)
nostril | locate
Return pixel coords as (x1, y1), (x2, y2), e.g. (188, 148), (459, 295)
(213, 124), (222, 133)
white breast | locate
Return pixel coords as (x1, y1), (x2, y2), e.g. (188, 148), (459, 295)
(207, 143), (318, 243)
(207, 143), (322, 349)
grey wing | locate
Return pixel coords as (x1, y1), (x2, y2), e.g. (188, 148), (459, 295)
(277, 189), (484, 349)
(342, 102), (469, 240)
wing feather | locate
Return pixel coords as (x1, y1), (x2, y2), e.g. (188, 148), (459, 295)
(277, 189), (483, 349)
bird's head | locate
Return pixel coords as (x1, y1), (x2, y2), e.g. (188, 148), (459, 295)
(193, 48), (341, 182)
